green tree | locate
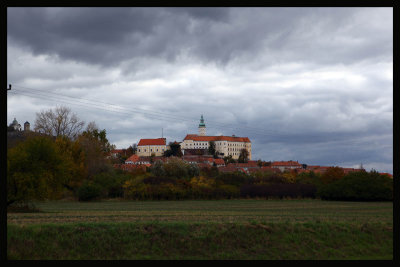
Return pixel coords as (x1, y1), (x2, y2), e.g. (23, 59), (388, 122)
(318, 170), (393, 201)
(164, 142), (183, 157)
(77, 122), (114, 178)
(7, 136), (70, 206)
(77, 180), (102, 201)
(208, 141), (216, 157)
(238, 148), (249, 163)
(91, 168), (130, 198)
(81, 121), (114, 153)
(150, 160), (166, 177)
(321, 166), (345, 184)
(295, 171), (322, 187)
(131, 143), (137, 154)
(223, 155), (236, 164)
(163, 157), (189, 179)
(54, 136), (87, 193)
(126, 146), (134, 157)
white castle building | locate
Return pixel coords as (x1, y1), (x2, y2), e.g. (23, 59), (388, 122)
(180, 115), (252, 160)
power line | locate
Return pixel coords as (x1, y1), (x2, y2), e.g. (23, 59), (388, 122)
(9, 91), (290, 141)
(9, 90), (391, 153)
(9, 90), (258, 135)
(10, 86), (263, 135)
(8, 84), (380, 146)
(11, 84), (309, 137)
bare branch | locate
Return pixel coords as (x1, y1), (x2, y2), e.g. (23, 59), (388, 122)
(34, 105), (85, 139)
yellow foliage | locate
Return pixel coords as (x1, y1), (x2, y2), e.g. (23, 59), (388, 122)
(282, 172), (296, 183)
(190, 176), (215, 189)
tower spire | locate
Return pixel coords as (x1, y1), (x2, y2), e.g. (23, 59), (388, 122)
(198, 114), (206, 136)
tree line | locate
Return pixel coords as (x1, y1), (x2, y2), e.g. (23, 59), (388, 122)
(7, 106), (393, 206)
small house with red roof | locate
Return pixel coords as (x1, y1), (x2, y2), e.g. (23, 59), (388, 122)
(271, 160), (302, 172)
(137, 138), (168, 157)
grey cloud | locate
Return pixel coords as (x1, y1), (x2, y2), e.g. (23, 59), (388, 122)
(8, 7), (392, 69)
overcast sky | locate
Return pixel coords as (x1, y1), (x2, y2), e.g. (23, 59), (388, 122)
(7, 7), (393, 173)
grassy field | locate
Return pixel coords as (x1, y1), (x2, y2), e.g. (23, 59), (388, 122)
(7, 199), (393, 259)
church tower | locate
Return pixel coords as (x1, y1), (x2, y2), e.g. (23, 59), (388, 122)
(24, 121), (30, 131)
(198, 114), (206, 136)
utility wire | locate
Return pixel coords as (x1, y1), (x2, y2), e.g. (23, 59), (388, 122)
(9, 89), (387, 151)
(11, 84), (312, 137)
(9, 90), (277, 138)
(10, 87), (280, 137)
(9, 85), (380, 145)
(9, 90), (390, 154)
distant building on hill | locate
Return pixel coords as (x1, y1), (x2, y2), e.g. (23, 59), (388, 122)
(8, 118), (30, 132)
(9, 118), (21, 131)
(271, 160), (302, 172)
(24, 121), (30, 131)
(181, 115), (252, 160)
(137, 138), (168, 157)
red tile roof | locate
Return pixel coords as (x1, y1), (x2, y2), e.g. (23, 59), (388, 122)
(113, 164), (149, 171)
(306, 166), (321, 171)
(214, 158), (225, 165)
(229, 162), (259, 168)
(271, 161), (302, 167)
(380, 172), (393, 178)
(138, 138), (166, 146)
(259, 166), (282, 173)
(342, 168), (358, 174)
(198, 163), (212, 169)
(184, 134), (250, 143)
(218, 166), (238, 173)
(125, 154), (139, 163)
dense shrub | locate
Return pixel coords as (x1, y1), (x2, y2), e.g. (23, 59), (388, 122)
(214, 184), (240, 199)
(321, 166), (345, 184)
(249, 173), (289, 185)
(77, 181), (102, 201)
(187, 163), (200, 177)
(240, 183), (317, 199)
(189, 176), (216, 199)
(7, 135), (69, 206)
(295, 171), (322, 187)
(318, 171), (393, 201)
(149, 160), (166, 177)
(143, 176), (177, 185)
(199, 165), (219, 178)
(216, 171), (249, 186)
(92, 169), (130, 198)
(163, 157), (189, 179)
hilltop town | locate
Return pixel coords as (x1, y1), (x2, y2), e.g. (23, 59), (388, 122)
(7, 115), (392, 178)
(109, 115), (392, 178)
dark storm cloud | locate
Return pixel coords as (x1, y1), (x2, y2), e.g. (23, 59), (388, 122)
(8, 7), (392, 68)
(8, 8), (163, 66)
(7, 7), (232, 66)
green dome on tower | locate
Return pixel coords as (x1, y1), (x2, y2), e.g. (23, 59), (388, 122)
(199, 114), (205, 127)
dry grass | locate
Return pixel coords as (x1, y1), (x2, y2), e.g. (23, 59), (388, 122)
(7, 199), (393, 225)
(7, 199), (393, 259)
